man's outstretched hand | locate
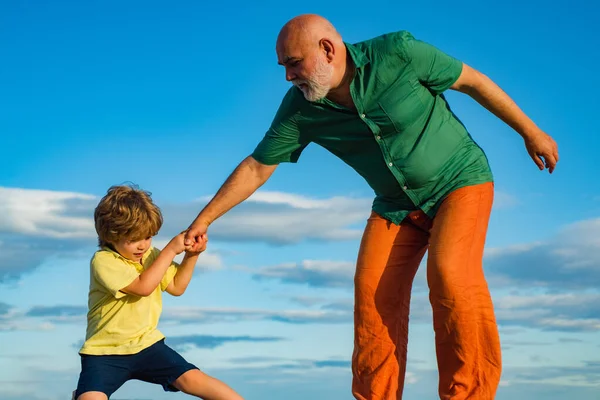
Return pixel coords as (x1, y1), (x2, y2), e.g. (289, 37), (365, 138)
(184, 220), (209, 253)
(524, 130), (559, 174)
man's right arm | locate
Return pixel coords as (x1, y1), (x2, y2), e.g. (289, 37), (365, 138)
(184, 155), (278, 248)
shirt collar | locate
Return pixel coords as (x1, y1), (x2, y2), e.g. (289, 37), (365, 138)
(345, 41), (369, 68)
(102, 245), (153, 266)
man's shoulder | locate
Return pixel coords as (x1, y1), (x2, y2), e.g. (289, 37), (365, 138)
(279, 85), (304, 109)
(353, 30), (416, 56)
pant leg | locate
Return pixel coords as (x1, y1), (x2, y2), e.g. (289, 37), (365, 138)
(352, 211), (429, 400)
(427, 182), (502, 400)
(131, 339), (198, 392)
(74, 354), (132, 398)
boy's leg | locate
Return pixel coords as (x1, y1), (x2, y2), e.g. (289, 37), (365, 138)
(74, 354), (131, 400)
(351, 211), (429, 400)
(132, 339), (243, 400)
(427, 182), (502, 399)
(172, 369), (244, 400)
(76, 393), (108, 400)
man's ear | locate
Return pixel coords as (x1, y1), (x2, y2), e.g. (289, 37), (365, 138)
(320, 39), (335, 62)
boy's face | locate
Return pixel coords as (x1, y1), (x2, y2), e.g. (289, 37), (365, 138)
(112, 236), (153, 262)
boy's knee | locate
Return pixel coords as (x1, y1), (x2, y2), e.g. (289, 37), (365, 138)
(173, 369), (206, 392)
(76, 391), (108, 400)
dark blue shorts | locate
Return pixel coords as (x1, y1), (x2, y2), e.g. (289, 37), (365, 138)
(74, 339), (198, 398)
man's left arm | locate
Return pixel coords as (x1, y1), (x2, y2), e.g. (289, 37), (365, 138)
(450, 63), (559, 173)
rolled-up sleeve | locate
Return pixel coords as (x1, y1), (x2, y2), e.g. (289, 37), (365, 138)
(400, 32), (463, 94)
(251, 88), (308, 165)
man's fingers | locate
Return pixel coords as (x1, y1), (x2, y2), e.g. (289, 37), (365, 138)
(183, 229), (196, 245)
(544, 153), (558, 174)
(531, 153), (545, 170)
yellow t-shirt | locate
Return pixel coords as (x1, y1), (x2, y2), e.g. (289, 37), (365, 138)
(79, 246), (179, 355)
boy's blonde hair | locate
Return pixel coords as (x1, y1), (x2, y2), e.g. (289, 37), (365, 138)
(94, 184), (163, 247)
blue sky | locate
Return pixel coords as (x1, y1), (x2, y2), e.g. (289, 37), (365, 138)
(1, 1), (599, 399)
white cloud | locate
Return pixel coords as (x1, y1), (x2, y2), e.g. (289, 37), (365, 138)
(183, 191), (371, 245)
(484, 217), (600, 289)
(0, 187), (96, 238)
(0, 186), (371, 281)
(493, 292), (600, 332)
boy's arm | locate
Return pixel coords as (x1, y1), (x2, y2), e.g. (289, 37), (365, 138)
(165, 252), (200, 296)
(166, 235), (206, 296)
(121, 233), (186, 297)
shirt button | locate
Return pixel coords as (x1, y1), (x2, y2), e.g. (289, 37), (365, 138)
(360, 113), (366, 118)
(388, 162), (393, 167)
(403, 185), (408, 190)
(376, 136), (381, 140)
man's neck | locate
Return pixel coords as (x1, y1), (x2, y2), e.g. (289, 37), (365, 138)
(326, 53), (356, 110)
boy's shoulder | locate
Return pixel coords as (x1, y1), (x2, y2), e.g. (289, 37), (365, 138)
(142, 246), (162, 264)
(90, 246), (162, 272)
(91, 247), (121, 264)
(90, 247), (133, 271)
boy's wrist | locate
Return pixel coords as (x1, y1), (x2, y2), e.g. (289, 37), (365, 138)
(183, 251), (201, 259)
(162, 244), (178, 258)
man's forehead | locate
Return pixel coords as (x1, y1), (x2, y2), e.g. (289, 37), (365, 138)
(276, 39), (305, 64)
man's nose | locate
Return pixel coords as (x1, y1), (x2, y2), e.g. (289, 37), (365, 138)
(285, 68), (296, 82)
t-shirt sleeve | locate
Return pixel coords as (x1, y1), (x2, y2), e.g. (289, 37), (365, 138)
(398, 32), (463, 94)
(251, 88), (309, 165)
(91, 252), (140, 299)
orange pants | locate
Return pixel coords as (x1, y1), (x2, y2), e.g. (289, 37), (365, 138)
(351, 182), (501, 400)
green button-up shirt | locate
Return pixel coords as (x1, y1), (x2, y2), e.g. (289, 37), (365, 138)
(252, 30), (493, 224)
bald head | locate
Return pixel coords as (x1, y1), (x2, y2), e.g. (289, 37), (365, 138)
(277, 14), (342, 51)
(276, 14), (348, 101)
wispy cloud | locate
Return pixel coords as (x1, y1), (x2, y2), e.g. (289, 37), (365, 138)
(485, 218), (600, 290)
(6, 303), (352, 331)
(159, 334), (284, 352)
(493, 191), (519, 209)
(162, 306), (351, 325)
(226, 355), (351, 370)
(251, 260), (355, 288)
(501, 361), (600, 387)
(165, 190), (371, 245)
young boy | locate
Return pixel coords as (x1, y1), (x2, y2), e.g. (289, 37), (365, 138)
(73, 184), (243, 400)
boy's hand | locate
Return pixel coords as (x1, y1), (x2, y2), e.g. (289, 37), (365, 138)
(165, 232), (188, 255)
(185, 233), (207, 255)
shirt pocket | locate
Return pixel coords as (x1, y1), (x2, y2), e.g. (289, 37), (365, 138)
(375, 80), (426, 135)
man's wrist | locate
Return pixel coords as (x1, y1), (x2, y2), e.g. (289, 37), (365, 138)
(520, 126), (542, 141)
(194, 214), (212, 228)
